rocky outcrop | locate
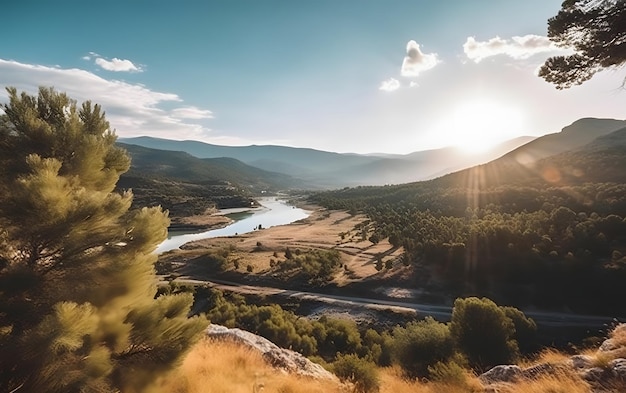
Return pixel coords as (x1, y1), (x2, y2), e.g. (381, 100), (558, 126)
(480, 324), (626, 392)
(205, 324), (337, 381)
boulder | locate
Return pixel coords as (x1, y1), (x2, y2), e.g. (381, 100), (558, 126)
(479, 365), (523, 384)
(206, 324), (337, 381)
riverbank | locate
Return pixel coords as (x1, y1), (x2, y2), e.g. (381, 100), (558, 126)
(159, 206), (403, 284)
(169, 213), (233, 231)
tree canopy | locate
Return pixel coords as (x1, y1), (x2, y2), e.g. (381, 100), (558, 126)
(0, 87), (206, 392)
(539, 0), (626, 89)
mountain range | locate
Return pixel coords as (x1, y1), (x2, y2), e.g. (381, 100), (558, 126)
(118, 117), (626, 191)
(119, 135), (535, 188)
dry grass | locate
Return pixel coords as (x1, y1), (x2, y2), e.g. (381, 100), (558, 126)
(377, 366), (483, 393)
(154, 339), (343, 393)
(609, 323), (626, 347)
(519, 348), (572, 368)
(496, 370), (591, 393)
(155, 339), (485, 393)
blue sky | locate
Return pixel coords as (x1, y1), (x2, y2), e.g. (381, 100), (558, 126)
(1, 0), (625, 154)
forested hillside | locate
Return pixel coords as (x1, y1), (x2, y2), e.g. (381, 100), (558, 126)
(115, 143), (304, 221)
(311, 126), (626, 315)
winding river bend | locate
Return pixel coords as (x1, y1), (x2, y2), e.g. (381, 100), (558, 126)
(157, 197), (311, 253)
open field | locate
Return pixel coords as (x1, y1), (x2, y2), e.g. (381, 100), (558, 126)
(160, 206), (407, 286)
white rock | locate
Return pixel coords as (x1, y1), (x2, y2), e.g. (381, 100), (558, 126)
(206, 324), (337, 381)
(479, 365), (523, 384)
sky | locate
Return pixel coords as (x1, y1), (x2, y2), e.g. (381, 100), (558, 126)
(1, 0), (625, 155)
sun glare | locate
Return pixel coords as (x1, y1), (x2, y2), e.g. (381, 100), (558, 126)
(442, 99), (525, 154)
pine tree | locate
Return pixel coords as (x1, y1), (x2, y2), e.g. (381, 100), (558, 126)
(539, 0), (626, 89)
(0, 87), (207, 392)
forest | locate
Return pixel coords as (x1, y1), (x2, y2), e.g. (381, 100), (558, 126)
(311, 135), (626, 316)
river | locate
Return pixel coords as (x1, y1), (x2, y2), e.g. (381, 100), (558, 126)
(156, 197), (311, 253)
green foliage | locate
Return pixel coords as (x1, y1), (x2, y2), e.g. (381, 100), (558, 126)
(332, 354), (380, 393)
(502, 306), (538, 354)
(427, 354), (470, 386)
(311, 164), (626, 315)
(539, 0), (626, 89)
(202, 288), (387, 362)
(450, 297), (519, 370)
(0, 87), (207, 392)
(277, 249), (342, 285)
(391, 317), (456, 378)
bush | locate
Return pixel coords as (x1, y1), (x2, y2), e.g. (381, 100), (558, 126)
(450, 297), (519, 370)
(427, 353), (469, 385)
(391, 317), (455, 378)
(502, 306), (538, 354)
(332, 354), (380, 393)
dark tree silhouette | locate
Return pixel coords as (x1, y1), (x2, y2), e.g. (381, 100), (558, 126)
(539, 0), (626, 89)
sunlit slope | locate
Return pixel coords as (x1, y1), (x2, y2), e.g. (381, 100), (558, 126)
(439, 118), (626, 188)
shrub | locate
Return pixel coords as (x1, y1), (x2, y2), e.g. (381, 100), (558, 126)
(332, 354), (380, 393)
(450, 297), (519, 370)
(391, 317), (455, 378)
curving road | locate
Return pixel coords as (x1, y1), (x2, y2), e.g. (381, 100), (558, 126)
(173, 277), (620, 328)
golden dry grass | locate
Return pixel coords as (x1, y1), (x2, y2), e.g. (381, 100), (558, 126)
(495, 370), (591, 393)
(154, 339), (344, 393)
(155, 339), (486, 393)
(519, 348), (572, 368)
(378, 366), (483, 393)
(609, 324), (626, 347)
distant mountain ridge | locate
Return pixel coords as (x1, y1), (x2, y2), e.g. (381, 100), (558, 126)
(438, 118), (626, 188)
(119, 134), (536, 187)
(118, 143), (303, 191)
(501, 118), (626, 164)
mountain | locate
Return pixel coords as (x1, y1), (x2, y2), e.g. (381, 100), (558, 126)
(119, 134), (536, 188)
(438, 118), (626, 188)
(500, 118), (626, 165)
(115, 143), (308, 221)
(118, 143), (303, 190)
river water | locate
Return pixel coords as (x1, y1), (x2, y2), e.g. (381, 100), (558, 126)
(156, 197), (311, 253)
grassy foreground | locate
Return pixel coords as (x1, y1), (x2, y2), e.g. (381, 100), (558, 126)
(154, 339), (485, 393)
(153, 327), (626, 393)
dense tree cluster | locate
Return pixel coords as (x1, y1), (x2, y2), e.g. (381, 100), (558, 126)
(0, 88), (206, 392)
(311, 145), (626, 315)
(276, 248), (342, 285)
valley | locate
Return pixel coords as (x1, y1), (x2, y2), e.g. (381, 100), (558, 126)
(4, 2), (626, 391)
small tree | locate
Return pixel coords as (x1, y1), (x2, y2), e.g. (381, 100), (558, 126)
(0, 87), (207, 392)
(391, 317), (455, 378)
(539, 0), (626, 89)
(450, 297), (519, 370)
(333, 354), (380, 393)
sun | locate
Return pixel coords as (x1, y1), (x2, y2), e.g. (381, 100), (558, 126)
(444, 99), (525, 154)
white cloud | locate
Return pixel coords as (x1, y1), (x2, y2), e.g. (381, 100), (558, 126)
(0, 58), (214, 141)
(95, 57), (142, 72)
(171, 106), (214, 119)
(409, 81), (419, 88)
(463, 35), (566, 63)
(401, 40), (439, 77)
(379, 78), (400, 92)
